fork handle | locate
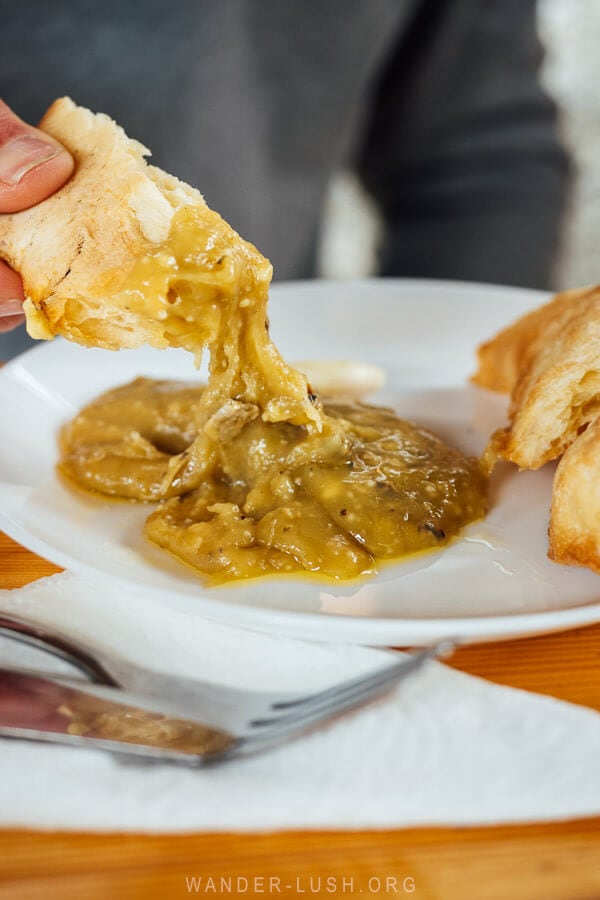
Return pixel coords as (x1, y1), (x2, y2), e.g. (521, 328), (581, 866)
(0, 614), (116, 685)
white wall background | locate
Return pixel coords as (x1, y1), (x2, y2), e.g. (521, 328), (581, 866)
(320, 0), (600, 290)
(540, 0), (600, 288)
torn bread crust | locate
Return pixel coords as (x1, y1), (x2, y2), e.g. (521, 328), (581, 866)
(472, 285), (600, 469)
(0, 97), (243, 349)
(549, 413), (600, 572)
(0, 97), (321, 435)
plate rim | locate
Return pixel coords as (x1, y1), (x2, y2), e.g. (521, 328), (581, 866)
(3, 509), (600, 646)
(2, 277), (600, 646)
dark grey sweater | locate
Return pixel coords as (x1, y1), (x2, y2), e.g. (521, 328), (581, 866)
(1, 0), (569, 357)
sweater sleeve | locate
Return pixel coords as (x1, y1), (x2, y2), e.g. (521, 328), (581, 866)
(356, 0), (571, 290)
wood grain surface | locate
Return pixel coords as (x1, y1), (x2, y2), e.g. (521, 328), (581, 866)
(1, 529), (600, 899)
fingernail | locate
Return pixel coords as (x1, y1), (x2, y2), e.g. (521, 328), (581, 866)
(0, 299), (24, 317)
(0, 134), (60, 186)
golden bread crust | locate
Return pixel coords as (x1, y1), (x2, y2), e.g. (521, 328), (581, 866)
(549, 415), (600, 573)
(472, 285), (600, 469)
(0, 98), (318, 429)
(0, 97), (207, 348)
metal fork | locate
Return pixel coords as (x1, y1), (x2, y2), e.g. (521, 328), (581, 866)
(0, 613), (453, 765)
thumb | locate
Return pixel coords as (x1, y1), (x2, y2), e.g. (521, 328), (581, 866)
(0, 99), (74, 213)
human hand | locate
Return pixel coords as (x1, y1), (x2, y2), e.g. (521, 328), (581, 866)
(0, 99), (74, 333)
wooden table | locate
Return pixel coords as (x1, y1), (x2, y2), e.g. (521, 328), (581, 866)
(1, 529), (600, 900)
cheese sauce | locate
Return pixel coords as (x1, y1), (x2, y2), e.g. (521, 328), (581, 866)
(60, 378), (488, 584)
(58, 205), (488, 584)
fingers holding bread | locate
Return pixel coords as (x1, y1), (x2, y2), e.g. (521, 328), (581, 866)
(0, 98), (74, 214)
(0, 97), (218, 349)
(0, 97), (191, 347)
(0, 98), (75, 330)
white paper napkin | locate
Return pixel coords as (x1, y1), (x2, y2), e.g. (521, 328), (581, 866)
(0, 571), (599, 833)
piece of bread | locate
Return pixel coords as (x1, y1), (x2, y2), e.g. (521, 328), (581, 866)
(474, 284), (600, 575)
(549, 414), (600, 572)
(0, 96), (271, 351)
(472, 285), (600, 469)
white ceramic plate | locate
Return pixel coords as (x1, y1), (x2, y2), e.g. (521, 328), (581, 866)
(2, 278), (600, 645)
